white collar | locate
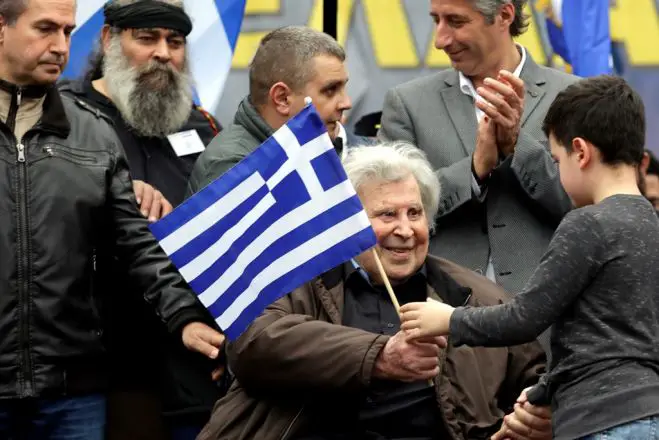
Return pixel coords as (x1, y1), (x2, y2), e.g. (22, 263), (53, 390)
(458, 44), (527, 97)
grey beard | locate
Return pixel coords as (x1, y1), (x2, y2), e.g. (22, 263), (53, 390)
(102, 36), (194, 137)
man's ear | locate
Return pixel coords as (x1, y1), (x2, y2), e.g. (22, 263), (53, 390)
(640, 152), (651, 176)
(572, 137), (593, 169)
(0, 16), (7, 45)
(269, 82), (293, 117)
(498, 2), (515, 31)
(100, 25), (114, 53)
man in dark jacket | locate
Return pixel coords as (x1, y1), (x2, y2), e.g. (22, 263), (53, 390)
(198, 143), (551, 440)
(59, 1), (224, 439)
(187, 25), (354, 195)
(0, 1), (224, 439)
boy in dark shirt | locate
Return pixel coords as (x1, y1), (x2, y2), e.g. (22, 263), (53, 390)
(400, 76), (659, 440)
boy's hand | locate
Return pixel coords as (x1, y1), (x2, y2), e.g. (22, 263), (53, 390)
(400, 298), (455, 340)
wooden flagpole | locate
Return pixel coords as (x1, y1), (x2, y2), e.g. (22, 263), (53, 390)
(371, 248), (434, 386)
(371, 248), (400, 311)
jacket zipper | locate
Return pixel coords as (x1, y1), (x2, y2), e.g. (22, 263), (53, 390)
(280, 406), (304, 440)
(15, 137), (33, 397)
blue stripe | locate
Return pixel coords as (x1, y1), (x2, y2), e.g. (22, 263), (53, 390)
(223, 226), (377, 340)
(312, 149), (348, 192)
(150, 106), (326, 240)
(189, 171), (313, 293)
(287, 105), (328, 146)
(216, 0), (246, 51)
(169, 184), (269, 268)
(63, 6), (105, 79)
(205, 194), (368, 317)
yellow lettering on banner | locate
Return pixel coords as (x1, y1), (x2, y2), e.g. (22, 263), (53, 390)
(427, 5), (546, 67)
(362, 0), (419, 67)
(232, 32), (267, 69)
(610, 0), (659, 65)
(308, 0), (354, 46)
(245, 0), (280, 14)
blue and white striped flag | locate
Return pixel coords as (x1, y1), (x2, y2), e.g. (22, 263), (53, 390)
(150, 105), (377, 340)
(66, 0), (246, 112)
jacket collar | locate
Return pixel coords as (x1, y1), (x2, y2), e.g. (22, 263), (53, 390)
(0, 78), (71, 138)
(234, 96), (273, 143)
(38, 85), (71, 137)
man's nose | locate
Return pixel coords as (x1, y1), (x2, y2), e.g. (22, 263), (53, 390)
(338, 92), (352, 112)
(153, 39), (172, 63)
(50, 31), (69, 57)
(434, 23), (453, 50)
(394, 217), (414, 239)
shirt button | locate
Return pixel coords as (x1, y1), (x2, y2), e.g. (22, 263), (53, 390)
(386, 323), (395, 328)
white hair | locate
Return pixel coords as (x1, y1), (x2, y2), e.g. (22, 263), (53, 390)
(342, 142), (441, 231)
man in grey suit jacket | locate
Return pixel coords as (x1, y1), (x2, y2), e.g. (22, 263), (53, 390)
(379, 0), (577, 295)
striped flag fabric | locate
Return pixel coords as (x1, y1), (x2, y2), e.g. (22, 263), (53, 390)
(149, 105), (377, 340)
(65, 0), (246, 113)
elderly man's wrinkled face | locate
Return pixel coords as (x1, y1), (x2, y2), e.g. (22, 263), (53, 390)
(290, 54), (352, 140)
(0, 0), (75, 85)
(355, 175), (429, 286)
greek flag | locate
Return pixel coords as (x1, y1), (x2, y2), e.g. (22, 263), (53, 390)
(538, 0), (612, 76)
(150, 105), (377, 340)
(65, 0), (246, 112)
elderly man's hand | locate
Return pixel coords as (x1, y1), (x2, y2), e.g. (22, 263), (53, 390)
(372, 331), (446, 382)
(491, 389), (552, 440)
(133, 180), (173, 222)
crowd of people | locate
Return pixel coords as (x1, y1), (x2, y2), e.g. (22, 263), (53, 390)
(0, 0), (657, 439)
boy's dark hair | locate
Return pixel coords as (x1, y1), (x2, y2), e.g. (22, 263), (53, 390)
(542, 75), (645, 166)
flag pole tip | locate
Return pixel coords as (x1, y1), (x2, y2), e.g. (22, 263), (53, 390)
(304, 96), (313, 106)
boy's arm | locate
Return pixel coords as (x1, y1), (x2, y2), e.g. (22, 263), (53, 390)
(450, 211), (605, 347)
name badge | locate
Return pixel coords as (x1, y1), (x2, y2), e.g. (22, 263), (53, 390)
(167, 129), (206, 157)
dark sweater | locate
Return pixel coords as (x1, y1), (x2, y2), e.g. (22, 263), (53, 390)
(450, 194), (659, 440)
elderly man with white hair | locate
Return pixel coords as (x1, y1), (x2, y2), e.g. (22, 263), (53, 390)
(198, 142), (552, 440)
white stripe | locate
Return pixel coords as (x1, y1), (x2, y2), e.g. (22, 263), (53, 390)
(216, 210), (372, 330)
(267, 132), (335, 190)
(74, 0), (106, 34)
(180, 191), (276, 281)
(198, 180), (357, 306)
(185, 3), (232, 111)
(159, 172), (266, 254)
(271, 128), (327, 197)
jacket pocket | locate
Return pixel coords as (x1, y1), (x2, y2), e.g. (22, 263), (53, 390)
(42, 144), (109, 167)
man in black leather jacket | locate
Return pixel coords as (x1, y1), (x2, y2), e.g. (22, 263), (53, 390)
(59, 2), (226, 439)
(0, 1), (224, 439)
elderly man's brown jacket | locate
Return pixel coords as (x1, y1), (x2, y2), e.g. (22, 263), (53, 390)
(198, 255), (546, 440)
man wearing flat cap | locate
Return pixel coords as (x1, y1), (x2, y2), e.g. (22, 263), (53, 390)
(59, 1), (224, 440)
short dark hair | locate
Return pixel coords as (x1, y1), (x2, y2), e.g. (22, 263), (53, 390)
(0, 0), (27, 25)
(542, 75), (646, 166)
(249, 26), (345, 107)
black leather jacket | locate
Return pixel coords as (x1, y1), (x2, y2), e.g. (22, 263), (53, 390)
(0, 84), (206, 399)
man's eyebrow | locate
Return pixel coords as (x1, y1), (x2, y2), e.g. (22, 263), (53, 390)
(35, 19), (75, 30)
(320, 78), (348, 91)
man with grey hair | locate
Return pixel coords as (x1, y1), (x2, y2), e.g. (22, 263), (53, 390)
(198, 143), (551, 440)
(379, 0), (577, 318)
(0, 0), (225, 439)
(187, 25), (353, 195)
(59, 1), (224, 440)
